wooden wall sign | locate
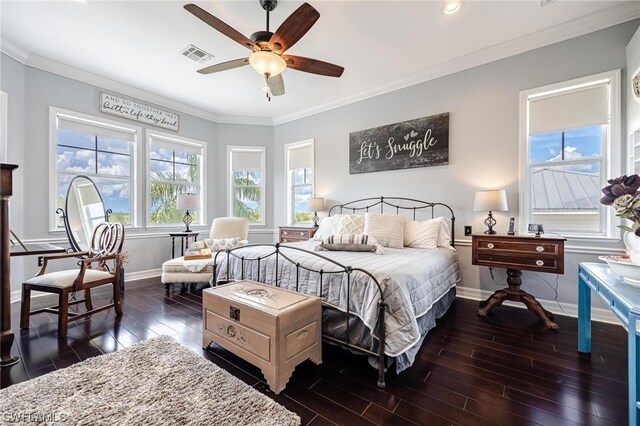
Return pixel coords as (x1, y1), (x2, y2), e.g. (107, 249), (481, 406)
(349, 113), (449, 174)
(100, 92), (179, 131)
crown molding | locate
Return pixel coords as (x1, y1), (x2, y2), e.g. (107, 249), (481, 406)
(271, 3), (640, 125)
(2, 2), (638, 128)
(0, 40), (273, 127)
(0, 38), (29, 63)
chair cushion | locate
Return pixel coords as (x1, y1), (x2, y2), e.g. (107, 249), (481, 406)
(25, 269), (114, 288)
(162, 257), (215, 274)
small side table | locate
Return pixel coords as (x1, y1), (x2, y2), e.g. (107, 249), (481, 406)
(279, 225), (317, 243)
(471, 233), (566, 330)
(169, 232), (200, 258)
(578, 262), (640, 426)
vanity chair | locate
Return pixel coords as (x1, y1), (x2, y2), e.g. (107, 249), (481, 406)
(20, 222), (125, 338)
(161, 217), (249, 294)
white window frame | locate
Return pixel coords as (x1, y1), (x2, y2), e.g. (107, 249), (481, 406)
(628, 129), (640, 174)
(49, 107), (140, 232)
(0, 91), (7, 163)
(227, 146), (266, 226)
(146, 130), (207, 229)
(518, 69), (621, 239)
(285, 139), (315, 224)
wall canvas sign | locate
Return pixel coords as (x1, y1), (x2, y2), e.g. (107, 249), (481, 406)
(349, 113), (449, 174)
(100, 92), (179, 131)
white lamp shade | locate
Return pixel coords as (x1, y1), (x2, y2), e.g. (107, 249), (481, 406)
(307, 197), (325, 212)
(473, 190), (508, 212)
(177, 193), (200, 211)
(249, 51), (287, 77)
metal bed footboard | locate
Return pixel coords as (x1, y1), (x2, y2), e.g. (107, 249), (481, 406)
(212, 243), (388, 388)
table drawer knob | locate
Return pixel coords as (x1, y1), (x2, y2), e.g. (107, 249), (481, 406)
(536, 246), (544, 252)
(298, 231), (305, 236)
(487, 243), (494, 249)
(282, 231), (289, 235)
(536, 260), (544, 266)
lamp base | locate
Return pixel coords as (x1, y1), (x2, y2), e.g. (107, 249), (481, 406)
(183, 211), (193, 233)
(483, 211), (497, 234)
(312, 211), (320, 227)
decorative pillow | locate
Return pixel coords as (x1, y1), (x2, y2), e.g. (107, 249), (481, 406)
(204, 238), (247, 251)
(312, 214), (364, 240)
(363, 213), (406, 249)
(404, 220), (440, 248)
(314, 234), (385, 255)
(189, 240), (207, 250)
(336, 214), (365, 235)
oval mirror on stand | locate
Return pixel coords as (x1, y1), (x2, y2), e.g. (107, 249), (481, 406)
(57, 176), (110, 252)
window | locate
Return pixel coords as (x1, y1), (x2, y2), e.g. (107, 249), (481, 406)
(285, 140), (314, 224)
(51, 108), (138, 230)
(520, 70), (620, 237)
(147, 131), (205, 227)
(228, 146), (265, 224)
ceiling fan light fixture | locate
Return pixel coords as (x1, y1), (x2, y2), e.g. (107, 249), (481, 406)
(249, 51), (286, 77)
(441, 0), (462, 15)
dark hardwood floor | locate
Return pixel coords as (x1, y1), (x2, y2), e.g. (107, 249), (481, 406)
(2, 279), (628, 425)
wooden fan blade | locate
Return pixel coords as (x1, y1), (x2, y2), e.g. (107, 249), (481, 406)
(269, 3), (320, 54)
(283, 55), (344, 78)
(184, 4), (255, 51)
(267, 74), (285, 96)
(197, 58), (249, 74)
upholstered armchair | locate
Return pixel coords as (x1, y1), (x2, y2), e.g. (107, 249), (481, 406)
(20, 222), (125, 338)
(161, 217), (249, 293)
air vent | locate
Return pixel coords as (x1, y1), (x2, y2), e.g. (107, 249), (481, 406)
(180, 45), (214, 63)
(540, 0), (557, 6)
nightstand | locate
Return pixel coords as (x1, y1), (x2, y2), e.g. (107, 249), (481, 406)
(279, 225), (317, 243)
(169, 231), (200, 258)
(471, 233), (566, 330)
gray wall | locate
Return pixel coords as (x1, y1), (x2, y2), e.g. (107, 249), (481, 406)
(273, 20), (640, 312)
(3, 19), (639, 314)
(1, 54), (273, 297)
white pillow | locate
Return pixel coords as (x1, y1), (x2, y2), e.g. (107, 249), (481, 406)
(312, 215), (341, 240)
(404, 220), (440, 248)
(312, 214), (364, 240)
(336, 214), (365, 235)
(363, 213), (406, 249)
(434, 217), (452, 247)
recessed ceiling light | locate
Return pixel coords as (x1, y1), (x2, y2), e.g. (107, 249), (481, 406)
(441, 0), (462, 16)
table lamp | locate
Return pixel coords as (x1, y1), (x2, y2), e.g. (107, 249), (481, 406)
(177, 193), (200, 232)
(306, 197), (325, 227)
(473, 190), (508, 234)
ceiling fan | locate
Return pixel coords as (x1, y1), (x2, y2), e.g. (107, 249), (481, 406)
(184, 1), (344, 100)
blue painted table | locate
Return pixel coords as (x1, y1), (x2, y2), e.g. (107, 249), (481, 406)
(578, 262), (640, 426)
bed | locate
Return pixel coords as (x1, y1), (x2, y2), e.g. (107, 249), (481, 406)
(211, 197), (460, 387)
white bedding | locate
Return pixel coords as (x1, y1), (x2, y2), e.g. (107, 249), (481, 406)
(215, 240), (460, 357)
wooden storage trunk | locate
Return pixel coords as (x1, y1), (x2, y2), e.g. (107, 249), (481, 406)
(203, 280), (322, 394)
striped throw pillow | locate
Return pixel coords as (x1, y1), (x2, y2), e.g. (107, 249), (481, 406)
(314, 234), (385, 255)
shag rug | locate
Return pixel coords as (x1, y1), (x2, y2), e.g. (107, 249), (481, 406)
(0, 336), (300, 426)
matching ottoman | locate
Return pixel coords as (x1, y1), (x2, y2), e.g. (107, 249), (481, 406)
(161, 257), (215, 293)
(203, 280), (322, 394)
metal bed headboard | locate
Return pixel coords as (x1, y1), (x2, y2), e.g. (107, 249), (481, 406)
(327, 196), (456, 247)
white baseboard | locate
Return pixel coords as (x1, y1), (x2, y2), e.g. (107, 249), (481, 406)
(456, 286), (619, 325)
(10, 269), (618, 326)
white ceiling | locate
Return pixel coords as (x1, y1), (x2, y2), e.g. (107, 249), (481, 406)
(2, 1), (639, 125)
